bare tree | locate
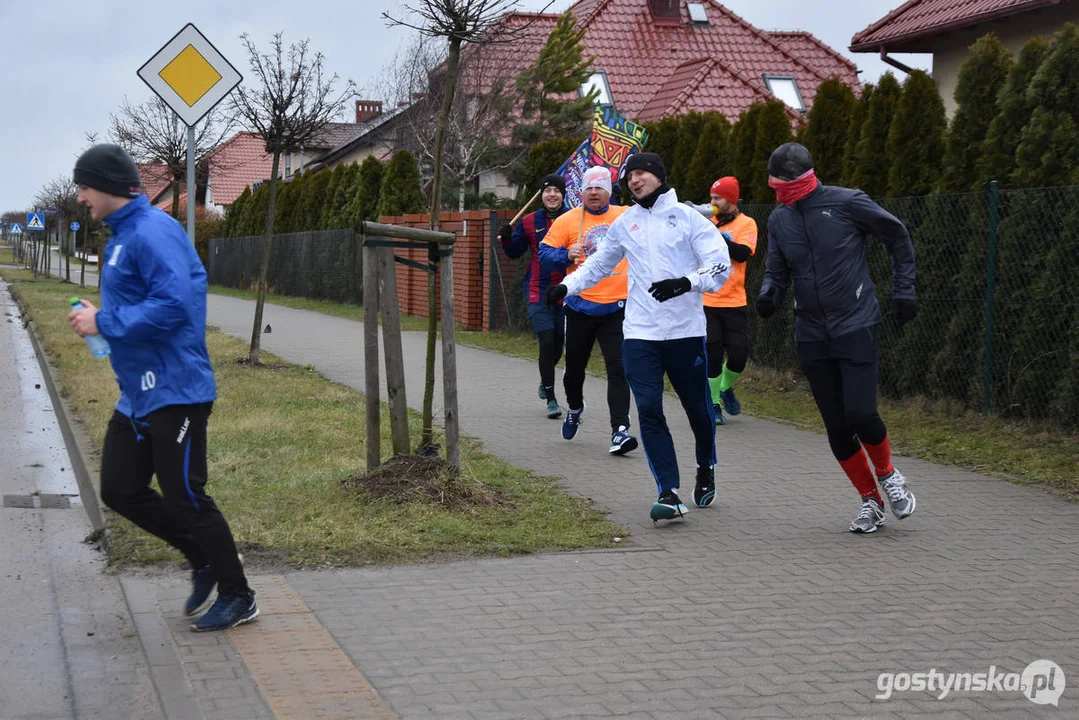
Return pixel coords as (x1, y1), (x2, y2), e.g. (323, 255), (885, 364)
(384, 0), (552, 452)
(384, 34), (520, 211)
(229, 31), (355, 365)
(34, 176), (79, 281)
(111, 96), (234, 218)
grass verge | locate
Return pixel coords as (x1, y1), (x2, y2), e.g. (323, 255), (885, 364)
(207, 285), (1078, 499)
(0, 245), (16, 265)
(4, 269), (625, 569)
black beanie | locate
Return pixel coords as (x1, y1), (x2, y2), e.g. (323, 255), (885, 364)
(540, 173), (566, 197)
(767, 142), (814, 181)
(73, 144), (142, 198)
(623, 152), (666, 184)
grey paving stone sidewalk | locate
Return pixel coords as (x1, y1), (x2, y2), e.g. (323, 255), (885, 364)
(207, 294), (1078, 719)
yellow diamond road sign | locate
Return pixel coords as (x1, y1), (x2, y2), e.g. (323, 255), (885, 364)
(138, 24), (241, 127)
(158, 45), (223, 107)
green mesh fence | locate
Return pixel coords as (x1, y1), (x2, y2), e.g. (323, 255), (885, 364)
(742, 183), (1079, 429)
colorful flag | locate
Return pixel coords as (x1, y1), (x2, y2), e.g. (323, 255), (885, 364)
(558, 107), (649, 208)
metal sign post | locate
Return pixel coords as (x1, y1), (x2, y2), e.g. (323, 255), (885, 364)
(137, 23), (241, 242)
(187, 125), (196, 244)
(68, 221), (80, 283)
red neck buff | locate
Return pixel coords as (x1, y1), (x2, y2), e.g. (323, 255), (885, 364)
(769, 169), (819, 206)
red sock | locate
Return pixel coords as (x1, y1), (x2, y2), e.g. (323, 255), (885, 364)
(863, 435), (895, 478)
(838, 451), (882, 503)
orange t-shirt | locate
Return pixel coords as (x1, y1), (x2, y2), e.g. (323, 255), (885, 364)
(542, 205), (629, 305)
(703, 212), (758, 308)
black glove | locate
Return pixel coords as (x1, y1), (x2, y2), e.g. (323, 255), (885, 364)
(648, 277), (692, 302)
(547, 283), (568, 306)
(892, 297), (918, 327)
(497, 224), (513, 244)
(755, 287), (779, 319)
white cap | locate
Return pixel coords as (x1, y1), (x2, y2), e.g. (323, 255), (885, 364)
(581, 166), (612, 195)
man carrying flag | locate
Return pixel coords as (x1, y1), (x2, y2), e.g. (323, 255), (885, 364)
(497, 174), (569, 419)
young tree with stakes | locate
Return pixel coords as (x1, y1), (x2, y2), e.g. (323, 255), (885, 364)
(383, 0), (552, 452)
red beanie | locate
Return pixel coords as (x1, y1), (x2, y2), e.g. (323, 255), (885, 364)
(710, 176), (739, 205)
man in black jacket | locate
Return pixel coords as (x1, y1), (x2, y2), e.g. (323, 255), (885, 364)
(756, 142), (918, 534)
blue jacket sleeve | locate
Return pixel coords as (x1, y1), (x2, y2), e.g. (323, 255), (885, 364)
(848, 190), (916, 300)
(96, 236), (191, 342)
(538, 239), (571, 272)
(760, 222), (791, 306)
(501, 222), (530, 260)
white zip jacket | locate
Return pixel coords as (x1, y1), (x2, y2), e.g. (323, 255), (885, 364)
(562, 188), (731, 341)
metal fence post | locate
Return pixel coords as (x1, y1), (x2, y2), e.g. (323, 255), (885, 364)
(984, 180), (999, 415)
(488, 210), (497, 331)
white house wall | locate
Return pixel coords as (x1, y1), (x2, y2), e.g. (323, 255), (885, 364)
(932, 2), (1079, 116)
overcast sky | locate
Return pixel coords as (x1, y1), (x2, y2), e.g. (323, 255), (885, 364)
(0, 0), (930, 212)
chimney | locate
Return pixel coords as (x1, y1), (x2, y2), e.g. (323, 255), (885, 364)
(648, 0), (680, 26)
(355, 100), (383, 124)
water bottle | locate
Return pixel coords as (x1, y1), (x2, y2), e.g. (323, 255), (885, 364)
(69, 297), (110, 358)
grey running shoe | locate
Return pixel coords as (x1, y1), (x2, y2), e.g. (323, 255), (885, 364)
(850, 497), (886, 534)
(880, 469), (916, 519)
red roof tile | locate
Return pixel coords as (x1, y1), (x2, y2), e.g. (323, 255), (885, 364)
(476, 0), (859, 126)
(850, 0), (1057, 52)
(207, 132), (276, 206)
(138, 162), (174, 205)
(637, 57), (783, 122)
(768, 31), (859, 80)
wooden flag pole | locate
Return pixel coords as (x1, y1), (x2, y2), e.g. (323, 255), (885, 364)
(508, 188), (542, 227)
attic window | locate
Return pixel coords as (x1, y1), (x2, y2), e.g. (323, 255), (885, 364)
(580, 70), (613, 107)
(763, 75), (805, 111)
(687, 3), (708, 24)
(648, 0), (680, 26)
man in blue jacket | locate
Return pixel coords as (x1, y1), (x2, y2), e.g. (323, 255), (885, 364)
(498, 174), (567, 419)
(756, 142), (918, 534)
(67, 144), (257, 631)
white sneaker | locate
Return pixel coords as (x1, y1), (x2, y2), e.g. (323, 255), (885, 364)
(849, 498), (886, 534)
(880, 469), (916, 519)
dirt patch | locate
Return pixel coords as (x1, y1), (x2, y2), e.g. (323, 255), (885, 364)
(232, 357), (290, 370)
(343, 454), (511, 511)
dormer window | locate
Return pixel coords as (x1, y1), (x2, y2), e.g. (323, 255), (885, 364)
(580, 70), (613, 107)
(763, 75), (805, 111)
(648, 0), (680, 26)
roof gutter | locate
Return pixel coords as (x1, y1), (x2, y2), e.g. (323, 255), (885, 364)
(880, 47), (915, 75)
(852, 0), (1058, 54)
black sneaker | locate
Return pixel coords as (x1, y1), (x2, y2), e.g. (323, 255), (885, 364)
(183, 566), (216, 618)
(608, 426), (639, 455)
(650, 490), (688, 521)
(693, 466), (716, 508)
(713, 403), (724, 426)
(191, 592), (259, 632)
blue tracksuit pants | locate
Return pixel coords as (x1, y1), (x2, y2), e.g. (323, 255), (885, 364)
(622, 337), (716, 495)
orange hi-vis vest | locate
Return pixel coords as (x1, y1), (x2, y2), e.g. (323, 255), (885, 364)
(542, 204), (629, 307)
(703, 212), (757, 308)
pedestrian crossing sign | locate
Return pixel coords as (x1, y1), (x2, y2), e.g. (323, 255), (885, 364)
(11, 223), (23, 235)
(26, 212), (45, 231)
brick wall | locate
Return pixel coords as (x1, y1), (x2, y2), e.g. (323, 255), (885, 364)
(376, 210), (513, 331)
